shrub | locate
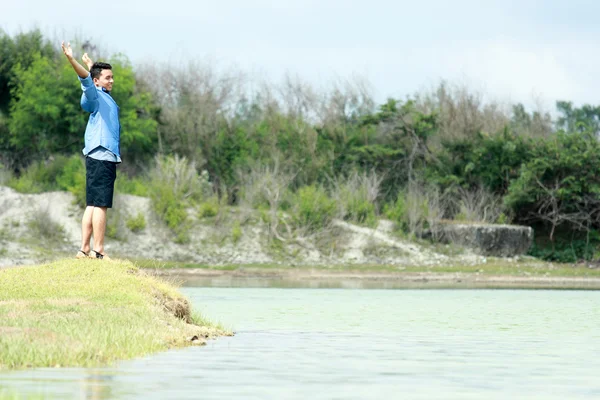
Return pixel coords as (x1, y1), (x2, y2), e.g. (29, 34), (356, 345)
(27, 207), (66, 244)
(198, 197), (219, 218)
(231, 221), (242, 243)
(126, 213), (146, 233)
(384, 191), (408, 231)
(7, 162), (48, 193)
(331, 171), (382, 227)
(116, 175), (148, 197)
(388, 184), (447, 238)
(453, 186), (505, 223)
(292, 185), (336, 231)
(7, 155), (86, 206)
(148, 155), (202, 240)
(56, 155), (86, 207)
(0, 163), (11, 185)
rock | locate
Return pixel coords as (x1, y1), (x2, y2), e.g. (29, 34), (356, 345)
(439, 223), (533, 257)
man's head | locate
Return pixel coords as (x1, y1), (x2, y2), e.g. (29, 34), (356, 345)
(90, 62), (114, 92)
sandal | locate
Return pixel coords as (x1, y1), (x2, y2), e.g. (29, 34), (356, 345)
(90, 250), (110, 260)
(75, 250), (89, 259)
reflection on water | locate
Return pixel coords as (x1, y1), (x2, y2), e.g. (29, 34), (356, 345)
(177, 274), (600, 290)
(2, 286), (600, 399)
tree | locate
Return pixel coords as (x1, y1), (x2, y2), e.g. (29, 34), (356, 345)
(7, 54), (83, 168)
(108, 55), (159, 167)
(505, 131), (600, 241)
(556, 101), (600, 135)
(0, 29), (56, 115)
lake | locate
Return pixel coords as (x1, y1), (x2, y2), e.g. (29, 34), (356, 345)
(1, 281), (600, 399)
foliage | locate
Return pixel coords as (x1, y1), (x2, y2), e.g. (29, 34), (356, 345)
(198, 197), (219, 218)
(56, 155), (86, 207)
(292, 185), (337, 231)
(505, 131), (600, 240)
(331, 170), (380, 226)
(126, 213), (146, 233)
(556, 101), (600, 135)
(26, 207), (66, 244)
(6, 154), (86, 205)
(7, 54), (85, 168)
(231, 221), (242, 243)
(147, 155), (203, 242)
(116, 174), (148, 197)
(108, 55), (159, 164)
(528, 237), (598, 263)
(6, 29), (600, 262)
(384, 191), (408, 231)
(429, 128), (533, 194)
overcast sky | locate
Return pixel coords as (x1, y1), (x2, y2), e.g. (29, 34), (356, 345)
(2, 0), (598, 110)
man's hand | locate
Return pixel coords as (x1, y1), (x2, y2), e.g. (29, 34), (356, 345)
(82, 53), (94, 70)
(61, 41), (89, 79)
(61, 41), (73, 59)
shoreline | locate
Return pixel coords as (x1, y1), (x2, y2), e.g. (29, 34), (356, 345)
(147, 267), (600, 290)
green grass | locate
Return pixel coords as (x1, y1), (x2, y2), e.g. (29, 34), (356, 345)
(0, 259), (229, 370)
(0, 390), (49, 400)
(132, 257), (600, 278)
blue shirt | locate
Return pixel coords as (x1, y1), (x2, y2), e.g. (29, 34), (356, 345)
(78, 74), (122, 161)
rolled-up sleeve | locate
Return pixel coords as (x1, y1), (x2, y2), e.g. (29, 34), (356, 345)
(79, 74), (98, 113)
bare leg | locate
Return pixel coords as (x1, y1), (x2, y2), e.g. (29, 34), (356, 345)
(92, 206), (108, 255)
(81, 206), (94, 253)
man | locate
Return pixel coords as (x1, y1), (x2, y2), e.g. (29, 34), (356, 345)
(62, 42), (121, 260)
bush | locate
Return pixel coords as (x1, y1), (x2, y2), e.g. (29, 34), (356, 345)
(528, 239), (596, 263)
(27, 207), (66, 244)
(116, 175), (148, 197)
(384, 191), (408, 231)
(231, 221), (242, 243)
(56, 155), (86, 207)
(198, 197), (219, 218)
(453, 186), (505, 223)
(332, 172), (380, 227)
(388, 184), (446, 238)
(8, 161), (49, 193)
(0, 163), (11, 185)
(148, 155), (202, 239)
(292, 185), (336, 231)
(126, 213), (146, 233)
(7, 155), (86, 206)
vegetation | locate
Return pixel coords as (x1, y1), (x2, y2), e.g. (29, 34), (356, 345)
(0, 258), (227, 370)
(3, 29), (600, 263)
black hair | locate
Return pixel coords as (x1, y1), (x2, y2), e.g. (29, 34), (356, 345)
(90, 62), (112, 80)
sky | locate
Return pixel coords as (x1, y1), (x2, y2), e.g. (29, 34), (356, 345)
(2, 0), (599, 110)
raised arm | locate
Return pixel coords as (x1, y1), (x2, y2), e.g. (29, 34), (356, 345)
(82, 53), (94, 71)
(61, 42), (89, 78)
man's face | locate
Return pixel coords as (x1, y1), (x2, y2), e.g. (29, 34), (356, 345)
(94, 69), (114, 92)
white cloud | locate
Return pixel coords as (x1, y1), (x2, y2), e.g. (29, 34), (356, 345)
(440, 39), (587, 110)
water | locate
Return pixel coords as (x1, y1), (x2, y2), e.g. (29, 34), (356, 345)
(2, 285), (600, 399)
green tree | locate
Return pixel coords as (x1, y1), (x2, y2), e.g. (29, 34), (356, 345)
(108, 55), (159, 165)
(556, 101), (600, 135)
(8, 54), (84, 168)
(505, 131), (600, 241)
(0, 29), (56, 115)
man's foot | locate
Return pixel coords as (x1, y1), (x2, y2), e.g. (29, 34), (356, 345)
(90, 250), (110, 260)
(75, 250), (89, 259)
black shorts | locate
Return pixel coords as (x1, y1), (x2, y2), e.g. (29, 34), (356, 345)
(86, 157), (117, 208)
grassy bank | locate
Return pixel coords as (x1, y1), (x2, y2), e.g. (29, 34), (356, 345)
(0, 259), (229, 370)
(134, 257), (600, 278)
